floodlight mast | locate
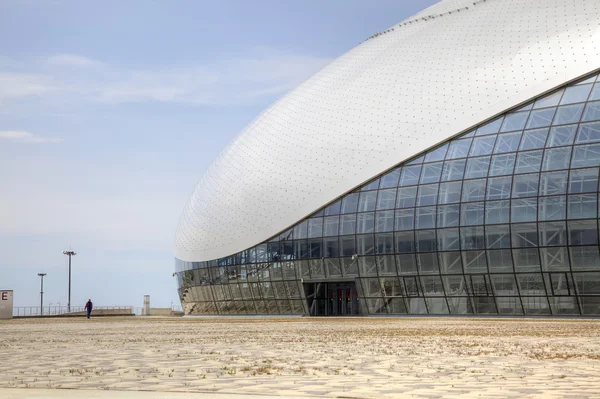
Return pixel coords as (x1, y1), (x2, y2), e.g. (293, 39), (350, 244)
(63, 250), (76, 312)
(37, 273), (47, 315)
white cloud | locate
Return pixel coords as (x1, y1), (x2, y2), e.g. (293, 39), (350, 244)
(0, 130), (63, 144)
(0, 71), (54, 102)
(0, 50), (331, 106)
(46, 54), (100, 67)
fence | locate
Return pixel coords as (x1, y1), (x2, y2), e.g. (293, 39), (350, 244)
(13, 304), (184, 317)
(12, 306), (133, 317)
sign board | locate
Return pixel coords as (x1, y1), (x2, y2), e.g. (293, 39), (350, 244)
(0, 290), (13, 319)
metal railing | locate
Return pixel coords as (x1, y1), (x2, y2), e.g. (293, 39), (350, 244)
(13, 306), (133, 317)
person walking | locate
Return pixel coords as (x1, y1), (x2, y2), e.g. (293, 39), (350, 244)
(84, 299), (93, 319)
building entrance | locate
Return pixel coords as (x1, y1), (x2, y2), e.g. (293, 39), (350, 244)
(304, 282), (359, 316)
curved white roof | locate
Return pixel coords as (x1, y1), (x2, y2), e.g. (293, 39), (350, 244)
(175, 0), (600, 262)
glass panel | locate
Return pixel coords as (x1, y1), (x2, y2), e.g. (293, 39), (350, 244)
(443, 275), (468, 296)
(553, 104), (585, 125)
(324, 200), (342, 216)
(462, 179), (487, 202)
(341, 193), (359, 214)
(376, 188), (397, 210)
(526, 107), (556, 129)
(441, 159), (466, 181)
(396, 186), (417, 208)
(395, 231), (415, 253)
(396, 253), (417, 275)
(488, 153), (516, 176)
(438, 181), (462, 204)
(487, 249), (514, 272)
(538, 221), (567, 246)
(576, 121), (600, 144)
(560, 84), (592, 104)
(512, 173), (539, 198)
(570, 246), (600, 271)
(513, 248), (541, 272)
(375, 210), (395, 233)
(416, 184), (439, 206)
(323, 216), (340, 236)
(395, 209), (414, 231)
(476, 117), (503, 136)
(420, 162), (443, 184)
(356, 212), (375, 234)
(439, 251), (463, 273)
(437, 204), (460, 228)
(511, 198), (538, 222)
(308, 218), (323, 238)
(340, 214), (357, 235)
(424, 144), (448, 162)
(420, 275), (444, 295)
(485, 224), (511, 249)
(568, 220), (598, 245)
(547, 125), (577, 147)
(437, 228), (460, 251)
(358, 191), (377, 212)
(591, 83), (600, 101)
(491, 274), (519, 296)
(460, 227), (485, 250)
(339, 236), (356, 257)
(539, 171), (568, 196)
(519, 128), (548, 151)
(512, 223), (538, 248)
(415, 229), (436, 252)
(542, 147), (572, 171)
(572, 144), (600, 168)
(356, 234), (375, 255)
(538, 196), (566, 221)
(461, 202), (485, 226)
(486, 176), (512, 200)
(415, 207), (436, 229)
(533, 90), (563, 109)
(462, 250), (487, 272)
(569, 168), (599, 193)
(540, 247), (570, 271)
(582, 101), (600, 122)
(469, 136), (497, 156)
(568, 194), (598, 219)
(494, 132), (522, 153)
(465, 156), (491, 178)
(485, 200), (510, 224)
(379, 168), (401, 189)
(399, 165), (422, 186)
(418, 253), (439, 274)
(514, 150), (543, 174)
(500, 112), (529, 132)
(361, 178), (380, 191)
(446, 139), (472, 159)
(375, 234), (395, 255)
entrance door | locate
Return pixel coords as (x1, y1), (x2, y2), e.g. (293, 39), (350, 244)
(305, 282), (359, 316)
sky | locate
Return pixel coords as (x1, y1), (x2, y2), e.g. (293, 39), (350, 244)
(0, 0), (438, 309)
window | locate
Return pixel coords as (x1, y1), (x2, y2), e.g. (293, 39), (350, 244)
(441, 159), (466, 181)
(500, 112), (529, 132)
(546, 125), (577, 147)
(489, 153), (516, 176)
(438, 181), (462, 204)
(494, 132), (522, 153)
(396, 186), (417, 208)
(446, 139), (472, 159)
(465, 156), (491, 178)
(470, 136), (497, 156)
(569, 168), (599, 193)
(515, 150), (543, 174)
(376, 188), (397, 210)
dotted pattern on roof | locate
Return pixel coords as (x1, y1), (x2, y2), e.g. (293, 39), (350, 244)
(175, 0), (600, 262)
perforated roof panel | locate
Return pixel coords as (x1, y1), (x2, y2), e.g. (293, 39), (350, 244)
(175, 0), (600, 262)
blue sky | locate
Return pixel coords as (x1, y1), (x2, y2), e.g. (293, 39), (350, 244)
(0, 0), (438, 308)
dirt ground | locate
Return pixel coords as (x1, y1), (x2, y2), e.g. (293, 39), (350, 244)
(0, 316), (599, 398)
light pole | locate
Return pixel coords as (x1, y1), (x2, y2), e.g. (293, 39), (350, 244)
(63, 250), (76, 312)
(38, 273), (47, 315)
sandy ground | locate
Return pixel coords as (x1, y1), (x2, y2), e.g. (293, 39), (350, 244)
(0, 317), (599, 398)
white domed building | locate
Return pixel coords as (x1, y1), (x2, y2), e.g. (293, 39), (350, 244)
(174, 0), (600, 316)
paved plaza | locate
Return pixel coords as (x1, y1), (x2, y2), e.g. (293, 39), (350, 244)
(1, 317), (600, 398)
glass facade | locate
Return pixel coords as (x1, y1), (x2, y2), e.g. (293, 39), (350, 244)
(176, 71), (600, 316)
